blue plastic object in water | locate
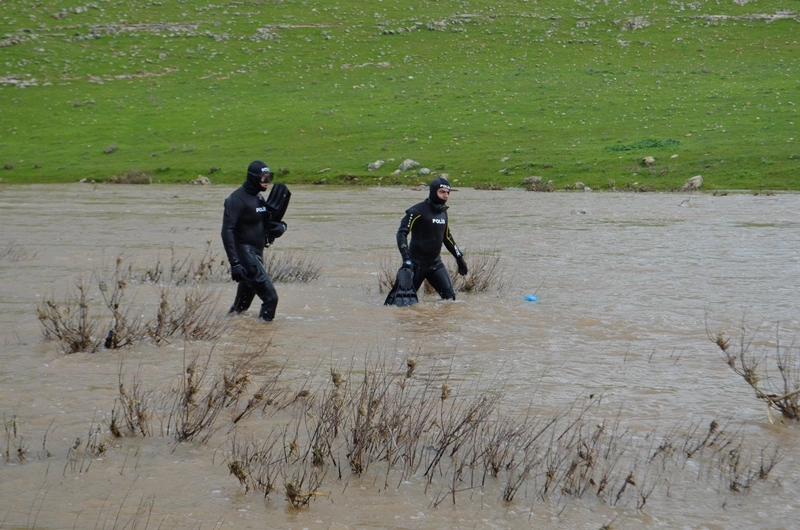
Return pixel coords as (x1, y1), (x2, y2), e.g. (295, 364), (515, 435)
(525, 294), (538, 302)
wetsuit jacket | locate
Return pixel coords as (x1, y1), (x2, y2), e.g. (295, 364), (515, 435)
(221, 183), (271, 266)
(396, 198), (463, 263)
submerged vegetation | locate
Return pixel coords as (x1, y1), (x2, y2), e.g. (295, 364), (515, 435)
(16, 247), (799, 519)
(36, 247), (320, 353)
(378, 249), (507, 296)
(5, 336), (793, 517)
(0, 1), (798, 190)
(712, 321), (800, 422)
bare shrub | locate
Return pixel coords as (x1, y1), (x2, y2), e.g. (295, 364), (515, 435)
(112, 362), (154, 437)
(96, 256), (146, 349)
(264, 251), (322, 283)
(107, 170), (152, 184)
(0, 241), (37, 262)
(147, 284), (228, 344)
(165, 347), (266, 443)
(36, 279), (103, 353)
(711, 321), (800, 421)
(227, 431), (284, 495)
(474, 182), (503, 190)
(448, 250), (507, 293)
(3, 413), (29, 463)
(283, 459), (327, 509)
(376, 255), (398, 294)
(378, 250), (507, 296)
(521, 176), (554, 192)
(64, 419), (109, 474)
(72, 344), (786, 510)
(37, 252), (232, 352)
(135, 242), (228, 285)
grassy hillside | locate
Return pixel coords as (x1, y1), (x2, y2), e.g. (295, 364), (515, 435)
(1, 0), (798, 190)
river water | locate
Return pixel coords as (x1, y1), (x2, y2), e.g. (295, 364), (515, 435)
(1, 184), (798, 529)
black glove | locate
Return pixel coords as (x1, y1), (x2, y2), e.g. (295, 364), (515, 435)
(456, 256), (468, 276)
(268, 221), (287, 239)
(399, 244), (411, 263)
(231, 263), (246, 282)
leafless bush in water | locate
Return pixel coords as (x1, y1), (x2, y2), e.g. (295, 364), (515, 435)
(37, 253), (230, 352)
(10, 340), (783, 512)
(263, 251), (322, 283)
(220, 354), (782, 510)
(64, 418), (109, 474)
(0, 241), (37, 262)
(112, 361), (154, 438)
(3, 413), (29, 464)
(447, 250), (507, 294)
(227, 430), (284, 496)
(376, 255), (397, 294)
(96, 256), (147, 349)
(36, 279), (103, 353)
(166, 348), (244, 443)
(378, 249), (507, 296)
(137, 241), (229, 285)
(710, 321), (800, 421)
(130, 244), (318, 285)
(147, 284), (228, 345)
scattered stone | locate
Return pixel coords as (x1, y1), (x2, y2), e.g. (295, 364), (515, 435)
(397, 159), (420, 171)
(3, 164), (13, 170)
(189, 176), (211, 185)
(418, 168), (431, 176)
(521, 176), (554, 192)
(642, 156), (655, 166)
(623, 17), (650, 30)
(209, 166), (219, 174)
(367, 160), (384, 171)
(681, 175), (703, 191)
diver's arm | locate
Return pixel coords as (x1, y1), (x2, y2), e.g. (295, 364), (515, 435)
(442, 222), (463, 259)
(220, 196), (242, 265)
(396, 210), (417, 262)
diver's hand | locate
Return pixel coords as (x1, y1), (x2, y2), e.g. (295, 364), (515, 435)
(456, 256), (468, 276)
(231, 264), (246, 282)
(268, 221), (287, 238)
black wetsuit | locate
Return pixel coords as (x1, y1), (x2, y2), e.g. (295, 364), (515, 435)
(396, 198), (463, 300)
(221, 177), (285, 320)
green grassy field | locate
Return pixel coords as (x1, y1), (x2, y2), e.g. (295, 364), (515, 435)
(1, 0), (798, 190)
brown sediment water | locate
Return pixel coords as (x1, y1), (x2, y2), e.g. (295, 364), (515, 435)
(1, 184), (798, 529)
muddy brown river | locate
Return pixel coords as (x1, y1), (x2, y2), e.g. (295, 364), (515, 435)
(1, 184), (798, 529)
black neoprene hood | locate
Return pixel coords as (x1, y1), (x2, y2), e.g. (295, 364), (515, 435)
(428, 177), (451, 205)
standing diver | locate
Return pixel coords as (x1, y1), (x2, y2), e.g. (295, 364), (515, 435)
(221, 160), (288, 321)
(386, 176), (468, 304)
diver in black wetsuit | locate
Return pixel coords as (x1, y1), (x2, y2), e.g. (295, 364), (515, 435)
(221, 161), (287, 321)
(395, 177), (468, 300)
